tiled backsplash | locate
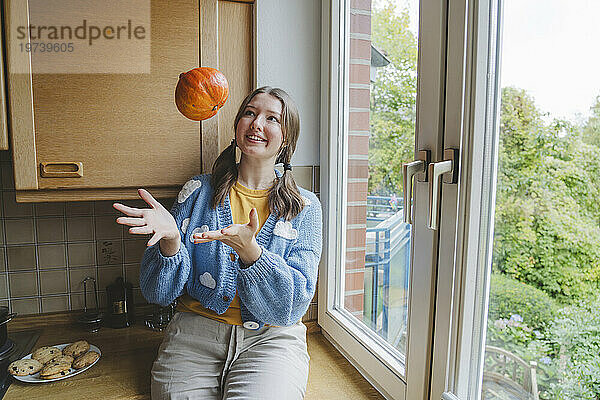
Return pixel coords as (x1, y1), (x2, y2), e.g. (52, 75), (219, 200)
(0, 150), (320, 321)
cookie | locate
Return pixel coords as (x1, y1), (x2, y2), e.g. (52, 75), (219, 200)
(49, 355), (74, 365)
(7, 359), (43, 376)
(40, 369), (71, 380)
(62, 340), (89, 358)
(31, 346), (62, 365)
(72, 351), (100, 369)
(40, 360), (71, 377)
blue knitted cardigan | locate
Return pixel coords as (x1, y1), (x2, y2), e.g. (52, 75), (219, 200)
(139, 170), (323, 329)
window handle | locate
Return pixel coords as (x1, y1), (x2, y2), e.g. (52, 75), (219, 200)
(402, 150), (430, 224)
(427, 149), (459, 230)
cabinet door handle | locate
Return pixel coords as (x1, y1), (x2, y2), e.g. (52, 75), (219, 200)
(40, 162), (83, 178)
(427, 149), (459, 230)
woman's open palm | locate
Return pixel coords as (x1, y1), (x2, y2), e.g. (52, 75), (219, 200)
(113, 189), (180, 247)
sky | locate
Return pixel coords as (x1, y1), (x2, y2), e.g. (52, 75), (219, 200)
(397, 0), (600, 121)
(501, 0), (600, 121)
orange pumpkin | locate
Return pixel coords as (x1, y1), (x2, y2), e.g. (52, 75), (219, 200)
(175, 67), (229, 121)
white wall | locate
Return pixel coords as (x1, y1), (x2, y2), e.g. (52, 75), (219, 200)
(255, 0), (321, 166)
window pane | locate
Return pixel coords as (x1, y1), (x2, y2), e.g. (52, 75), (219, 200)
(482, 1), (600, 399)
(339, 0), (418, 359)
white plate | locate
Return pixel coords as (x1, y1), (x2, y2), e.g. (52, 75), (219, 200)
(11, 343), (101, 383)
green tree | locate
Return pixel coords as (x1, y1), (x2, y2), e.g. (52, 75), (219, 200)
(551, 297), (600, 398)
(493, 88), (600, 303)
(581, 95), (600, 147)
(369, 1), (417, 195)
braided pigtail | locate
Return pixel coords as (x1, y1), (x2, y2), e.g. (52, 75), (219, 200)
(210, 138), (238, 208)
(269, 144), (305, 221)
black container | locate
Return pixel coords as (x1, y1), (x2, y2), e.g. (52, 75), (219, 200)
(0, 308), (16, 349)
(105, 277), (134, 328)
(78, 277), (103, 333)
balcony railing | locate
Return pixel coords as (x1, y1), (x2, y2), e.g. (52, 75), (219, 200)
(365, 196), (410, 345)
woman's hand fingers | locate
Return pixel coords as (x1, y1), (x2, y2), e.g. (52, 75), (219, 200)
(192, 224), (255, 254)
(116, 217), (146, 227)
(247, 208), (259, 233)
(113, 202), (143, 217)
(193, 237), (216, 244)
(220, 224), (240, 236)
(113, 190), (179, 248)
(192, 229), (226, 244)
(129, 226), (154, 235)
(195, 229), (225, 240)
(147, 233), (162, 247)
(138, 188), (162, 209)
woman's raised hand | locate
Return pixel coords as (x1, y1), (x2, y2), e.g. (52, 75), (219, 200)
(113, 189), (180, 251)
(193, 208), (262, 266)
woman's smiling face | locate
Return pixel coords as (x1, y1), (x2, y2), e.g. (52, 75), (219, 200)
(235, 92), (284, 164)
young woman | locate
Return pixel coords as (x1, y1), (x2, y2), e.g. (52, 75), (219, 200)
(113, 86), (322, 400)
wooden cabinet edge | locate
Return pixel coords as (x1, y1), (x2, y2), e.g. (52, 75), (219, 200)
(15, 187), (180, 203)
(200, 0), (254, 171)
(4, 0), (38, 189)
(200, 0), (219, 174)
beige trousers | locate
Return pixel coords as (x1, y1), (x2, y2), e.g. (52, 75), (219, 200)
(151, 312), (310, 400)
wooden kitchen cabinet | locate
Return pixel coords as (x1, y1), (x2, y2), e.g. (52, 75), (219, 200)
(4, 0), (253, 202)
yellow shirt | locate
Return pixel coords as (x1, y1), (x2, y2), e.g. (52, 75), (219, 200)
(176, 181), (270, 325)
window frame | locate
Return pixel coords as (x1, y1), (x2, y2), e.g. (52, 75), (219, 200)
(428, 0), (504, 398)
(317, 1), (406, 399)
(318, 1), (454, 399)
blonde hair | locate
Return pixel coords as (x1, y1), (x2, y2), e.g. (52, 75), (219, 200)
(210, 86), (305, 220)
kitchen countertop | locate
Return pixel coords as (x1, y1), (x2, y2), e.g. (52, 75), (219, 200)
(5, 311), (164, 400)
(3, 311), (333, 400)
(3, 311), (383, 400)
